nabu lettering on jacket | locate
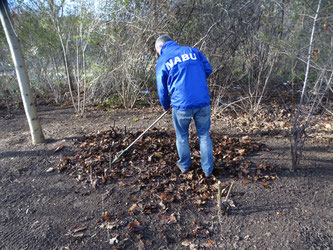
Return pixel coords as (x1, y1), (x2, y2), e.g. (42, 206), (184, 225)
(156, 41), (212, 111)
(165, 53), (198, 70)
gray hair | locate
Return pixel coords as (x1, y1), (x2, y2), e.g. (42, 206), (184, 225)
(155, 35), (172, 49)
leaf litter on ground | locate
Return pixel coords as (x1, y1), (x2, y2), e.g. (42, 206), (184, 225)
(56, 126), (276, 247)
(58, 128), (276, 208)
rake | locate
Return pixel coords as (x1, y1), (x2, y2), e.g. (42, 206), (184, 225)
(111, 109), (170, 164)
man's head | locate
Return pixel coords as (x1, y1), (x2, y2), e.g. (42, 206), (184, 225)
(155, 35), (172, 55)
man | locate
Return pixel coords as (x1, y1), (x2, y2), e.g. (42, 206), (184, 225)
(155, 35), (213, 177)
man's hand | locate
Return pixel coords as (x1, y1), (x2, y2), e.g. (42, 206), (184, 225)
(165, 107), (172, 114)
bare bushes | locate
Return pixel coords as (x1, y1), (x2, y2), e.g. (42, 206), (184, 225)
(1, 0), (332, 124)
(109, 34), (156, 109)
(173, 0), (281, 114)
(234, 38), (279, 114)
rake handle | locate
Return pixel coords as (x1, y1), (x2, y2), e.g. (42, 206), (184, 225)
(112, 109), (170, 164)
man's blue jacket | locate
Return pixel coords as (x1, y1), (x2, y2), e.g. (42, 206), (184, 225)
(156, 41), (212, 111)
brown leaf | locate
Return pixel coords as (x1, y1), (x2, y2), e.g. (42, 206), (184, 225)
(202, 240), (216, 247)
(192, 226), (202, 237)
(160, 192), (174, 203)
(167, 213), (177, 224)
(154, 151), (163, 158)
(118, 181), (125, 187)
(128, 203), (137, 213)
(102, 211), (111, 222)
(129, 220), (144, 234)
(259, 181), (271, 188)
(312, 49), (319, 58)
(240, 136), (251, 143)
(73, 224), (87, 233)
(193, 150), (200, 158)
(237, 148), (246, 155)
(158, 201), (166, 210)
(145, 239), (152, 246)
(182, 240), (191, 246)
(137, 240), (145, 250)
(193, 199), (206, 206)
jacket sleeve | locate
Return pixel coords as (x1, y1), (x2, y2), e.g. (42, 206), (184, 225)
(198, 51), (212, 78)
(156, 63), (171, 110)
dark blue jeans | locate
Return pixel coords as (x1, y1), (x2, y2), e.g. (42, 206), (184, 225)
(172, 106), (213, 175)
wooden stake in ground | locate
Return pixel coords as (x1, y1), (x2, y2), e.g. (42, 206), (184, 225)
(0, 0), (44, 144)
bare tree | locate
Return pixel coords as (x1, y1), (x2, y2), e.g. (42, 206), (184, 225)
(0, 0), (44, 144)
(290, 0), (327, 170)
(46, 0), (77, 113)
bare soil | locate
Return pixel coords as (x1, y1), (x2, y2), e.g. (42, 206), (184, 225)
(0, 105), (332, 249)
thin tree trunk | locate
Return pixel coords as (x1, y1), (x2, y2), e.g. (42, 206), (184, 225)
(0, 0), (44, 144)
(50, 5), (77, 113)
(76, 31), (81, 113)
(59, 32), (77, 113)
(290, 0), (322, 170)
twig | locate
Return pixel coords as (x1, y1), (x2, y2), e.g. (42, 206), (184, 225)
(193, 22), (218, 48)
(90, 165), (97, 189)
(217, 181), (224, 224)
(225, 181), (234, 203)
(217, 181), (222, 208)
(312, 190), (318, 204)
(109, 152), (112, 169)
(217, 181), (235, 216)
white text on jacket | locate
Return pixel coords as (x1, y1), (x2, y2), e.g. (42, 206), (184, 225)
(165, 53), (197, 70)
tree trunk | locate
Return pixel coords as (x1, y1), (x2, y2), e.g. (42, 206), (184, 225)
(0, 0), (45, 144)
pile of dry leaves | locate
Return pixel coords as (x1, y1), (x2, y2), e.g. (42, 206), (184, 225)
(58, 128), (276, 207)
